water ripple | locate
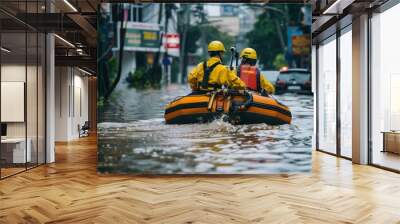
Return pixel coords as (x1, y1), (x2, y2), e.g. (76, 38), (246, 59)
(98, 84), (313, 174)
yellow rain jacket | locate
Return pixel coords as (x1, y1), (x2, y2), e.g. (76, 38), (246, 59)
(188, 57), (246, 90)
(259, 73), (275, 94)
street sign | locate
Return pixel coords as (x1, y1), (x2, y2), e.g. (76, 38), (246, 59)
(116, 22), (161, 52)
(164, 33), (180, 49)
(162, 33), (180, 57)
(162, 56), (172, 66)
(292, 35), (311, 56)
(287, 26), (303, 54)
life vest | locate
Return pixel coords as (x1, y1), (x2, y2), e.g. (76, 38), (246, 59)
(238, 64), (260, 92)
(199, 61), (221, 90)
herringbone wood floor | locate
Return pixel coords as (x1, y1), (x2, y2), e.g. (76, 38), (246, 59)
(1, 136), (400, 224)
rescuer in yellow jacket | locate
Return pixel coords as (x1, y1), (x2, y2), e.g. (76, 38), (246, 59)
(237, 48), (275, 94)
(188, 41), (246, 91)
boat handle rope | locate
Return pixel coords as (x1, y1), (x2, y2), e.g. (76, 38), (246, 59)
(235, 90), (253, 111)
(207, 92), (217, 111)
(220, 89), (253, 113)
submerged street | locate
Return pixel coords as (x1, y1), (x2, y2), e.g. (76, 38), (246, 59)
(96, 3), (313, 174)
(98, 84), (313, 174)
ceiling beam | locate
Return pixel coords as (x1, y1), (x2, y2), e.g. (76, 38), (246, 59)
(322, 0), (356, 14)
(67, 13), (97, 39)
(55, 55), (96, 72)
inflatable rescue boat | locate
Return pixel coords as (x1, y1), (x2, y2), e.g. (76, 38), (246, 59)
(164, 90), (292, 125)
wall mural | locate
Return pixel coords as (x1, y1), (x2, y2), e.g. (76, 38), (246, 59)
(97, 3), (313, 174)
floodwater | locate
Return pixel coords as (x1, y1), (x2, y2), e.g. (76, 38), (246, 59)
(98, 84), (313, 174)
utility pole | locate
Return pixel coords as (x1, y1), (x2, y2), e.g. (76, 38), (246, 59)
(104, 3), (127, 99)
(178, 4), (190, 84)
(154, 4), (164, 71)
(198, 4), (207, 59)
(163, 4), (171, 85)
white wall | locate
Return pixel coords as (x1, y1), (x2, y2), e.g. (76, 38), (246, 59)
(72, 72), (89, 138)
(1, 63), (46, 164)
(54, 67), (89, 141)
(1, 65), (42, 138)
(1, 65), (26, 139)
(55, 66), (69, 141)
(1, 82), (25, 122)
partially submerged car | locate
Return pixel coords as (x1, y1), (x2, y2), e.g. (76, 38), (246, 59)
(275, 68), (312, 95)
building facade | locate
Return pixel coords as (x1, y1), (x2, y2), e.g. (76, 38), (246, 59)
(313, 0), (400, 172)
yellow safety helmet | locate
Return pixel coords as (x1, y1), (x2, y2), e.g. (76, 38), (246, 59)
(208, 40), (226, 52)
(240, 48), (257, 60)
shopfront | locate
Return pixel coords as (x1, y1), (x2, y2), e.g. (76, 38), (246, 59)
(314, 0), (400, 172)
(370, 2), (400, 171)
(315, 24), (352, 159)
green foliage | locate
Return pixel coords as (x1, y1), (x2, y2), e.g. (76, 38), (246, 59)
(186, 26), (201, 54)
(97, 96), (105, 108)
(126, 65), (162, 88)
(108, 57), (118, 80)
(185, 25), (235, 63)
(171, 58), (180, 82)
(147, 64), (162, 87)
(127, 67), (145, 87)
(246, 4), (304, 69)
(246, 11), (283, 69)
(273, 53), (288, 70)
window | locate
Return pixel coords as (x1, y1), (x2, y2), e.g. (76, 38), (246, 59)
(339, 27), (352, 158)
(370, 3), (400, 171)
(317, 36), (337, 154)
(0, 0), (47, 179)
(279, 71), (311, 82)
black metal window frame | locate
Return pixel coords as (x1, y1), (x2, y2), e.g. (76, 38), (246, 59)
(314, 18), (352, 161)
(0, 0), (48, 180)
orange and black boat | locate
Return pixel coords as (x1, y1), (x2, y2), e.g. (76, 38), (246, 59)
(164, 90), (292, 125)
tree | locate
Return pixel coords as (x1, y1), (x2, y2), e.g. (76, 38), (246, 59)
(185, 25), (235, 63)
(203, 25), (234, 63)
(246, 10), (281, 70)
(246, 4), (304, 70)
(273, 53), (288, 70)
